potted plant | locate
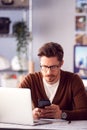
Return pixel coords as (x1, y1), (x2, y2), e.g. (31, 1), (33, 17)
(13, 21), (29, 71)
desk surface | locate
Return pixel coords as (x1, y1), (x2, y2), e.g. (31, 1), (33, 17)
(0, 128), (52, 130)
(0, 119), (87, 130)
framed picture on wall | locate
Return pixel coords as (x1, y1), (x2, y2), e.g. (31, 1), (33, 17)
(76, 0), (87, 13)
(74, 45), (87, 79)
(75, 34), (87, 45)
(75, 16), (86, 31)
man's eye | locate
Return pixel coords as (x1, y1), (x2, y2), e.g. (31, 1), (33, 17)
(51, 66), (55, 69)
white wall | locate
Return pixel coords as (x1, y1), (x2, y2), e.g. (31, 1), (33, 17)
(32, 0), (75, 72)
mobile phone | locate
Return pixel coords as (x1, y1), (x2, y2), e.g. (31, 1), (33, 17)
(38, 99), (51, 108)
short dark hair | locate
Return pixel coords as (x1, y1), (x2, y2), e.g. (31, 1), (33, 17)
(38, 42), (64, 61)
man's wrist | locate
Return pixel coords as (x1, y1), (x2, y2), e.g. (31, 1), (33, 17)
(61, 112), (67, 119)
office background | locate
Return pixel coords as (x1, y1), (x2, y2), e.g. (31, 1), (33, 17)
(0, 0), (75, 72)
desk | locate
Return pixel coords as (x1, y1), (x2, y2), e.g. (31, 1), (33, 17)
(0, 128), (44, 130)
(0, 119), (87, 130)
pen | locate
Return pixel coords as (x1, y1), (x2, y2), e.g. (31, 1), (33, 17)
(68, 120), (71, 124)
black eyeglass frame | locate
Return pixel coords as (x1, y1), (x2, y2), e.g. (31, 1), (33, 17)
(40, 65), (60, 71)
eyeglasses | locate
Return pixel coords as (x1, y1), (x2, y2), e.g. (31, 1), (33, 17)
(40, 65), (60, 72)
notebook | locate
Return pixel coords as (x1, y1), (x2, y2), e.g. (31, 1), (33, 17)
(0, 87), (52, 126)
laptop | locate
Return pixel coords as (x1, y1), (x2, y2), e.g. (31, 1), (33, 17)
(0, 87), (52, 126)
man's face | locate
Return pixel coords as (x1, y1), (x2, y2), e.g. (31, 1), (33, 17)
(40, 56), (63, 84)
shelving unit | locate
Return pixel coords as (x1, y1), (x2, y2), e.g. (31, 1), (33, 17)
(0, 0), (29, 87)
(0, 0), (29, 9)
(75, 0), (87, 45)
(74, 0), (87, 81)
(0, 0), (29, 37)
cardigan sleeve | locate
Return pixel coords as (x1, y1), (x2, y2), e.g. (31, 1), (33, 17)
(63, 74), (87, 120)
(19, 74), (31, 89)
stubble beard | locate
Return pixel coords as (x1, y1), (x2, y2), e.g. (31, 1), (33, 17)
(45, 74), (57, 84)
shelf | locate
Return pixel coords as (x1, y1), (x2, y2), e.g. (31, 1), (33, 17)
(0, 6), (29, 10)
(75, 31), (86, 35)
(0, 0), (29, 10)
(0, 68), (28, 74)
(0, 33), (30, 38)
(0, 34), (14, 38)
(75, 12), (87, 16)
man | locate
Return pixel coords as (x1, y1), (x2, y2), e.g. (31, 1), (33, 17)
(19, 42), (87, 120)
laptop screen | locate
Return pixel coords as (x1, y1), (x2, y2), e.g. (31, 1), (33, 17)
(0, 87), (33, 125)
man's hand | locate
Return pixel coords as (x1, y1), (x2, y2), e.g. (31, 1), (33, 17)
(33, 104), (62, 119)
(32, 107), (42, 119)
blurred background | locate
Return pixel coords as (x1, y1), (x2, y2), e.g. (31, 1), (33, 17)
(0, 0), (87, 88)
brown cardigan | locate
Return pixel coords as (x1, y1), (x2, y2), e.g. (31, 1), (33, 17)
(19, 70), (87, 120)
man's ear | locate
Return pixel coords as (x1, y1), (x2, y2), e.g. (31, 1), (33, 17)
(60, 60), (64, 67)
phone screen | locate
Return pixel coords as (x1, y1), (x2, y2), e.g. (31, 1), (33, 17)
(38, 99), (51, 108)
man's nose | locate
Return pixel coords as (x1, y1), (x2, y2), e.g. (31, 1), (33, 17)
(46, 68), (52, 73)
